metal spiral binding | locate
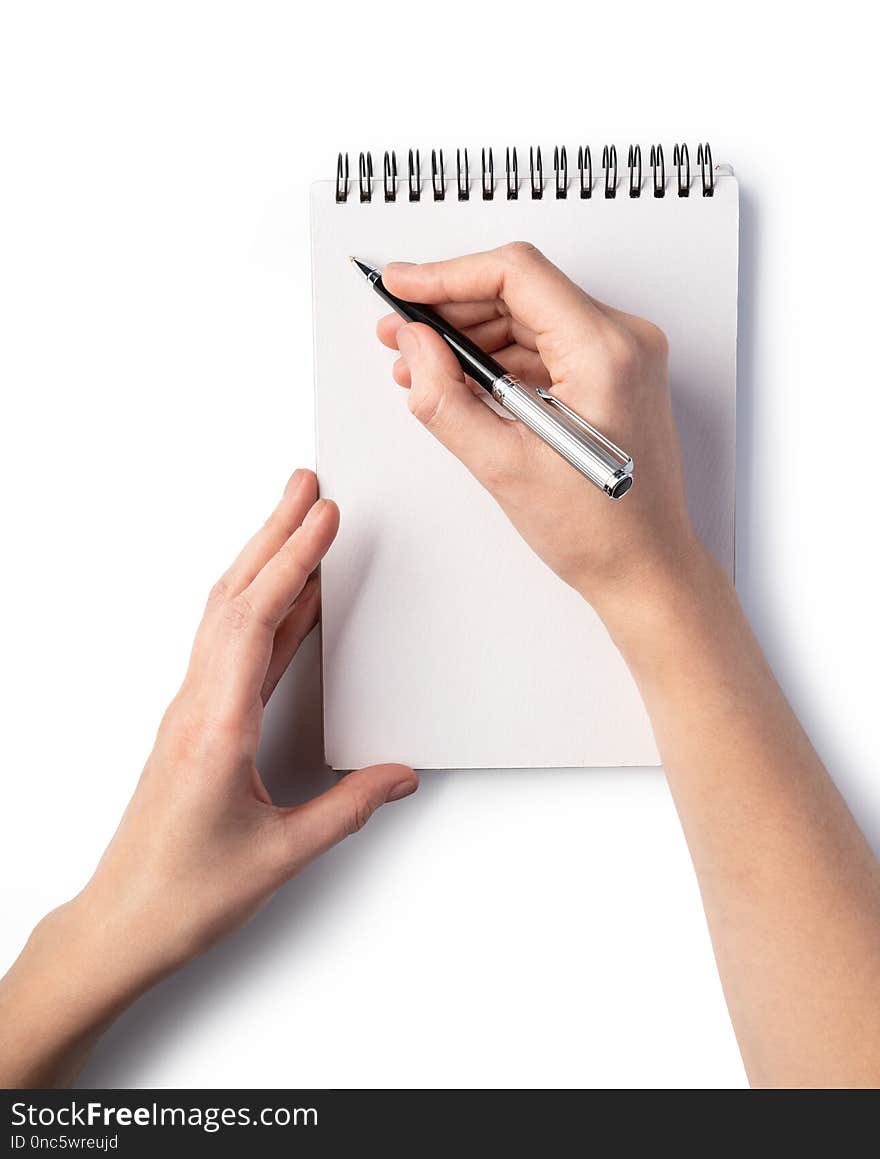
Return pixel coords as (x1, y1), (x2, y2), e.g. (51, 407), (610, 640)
(650, 145), (665, 197)
(673, 143), (690, 197)
(335, 142), (715, 203)
(530, 147), (543, 199)
(336, 152), (349, 203)
(482, 147), (494, 200)
(359, 152), (373, 203)
(554, 146), (567, 199)
(603, 145), (617, 198)
(457, 149), (469, 200)
(383, 151), (397, 202)
(697, 142), (714, 196)
(408, 149), (421, 202)
(628, 145), (642, 198)
(432, 150), (445, 201)
(578, 146), (593, 198)
(506, 147), (518, 199)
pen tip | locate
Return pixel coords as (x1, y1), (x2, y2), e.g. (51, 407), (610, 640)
(349, 256), (378, 282)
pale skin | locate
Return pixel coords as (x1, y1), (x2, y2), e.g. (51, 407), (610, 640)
(1, 244), (878, 1089)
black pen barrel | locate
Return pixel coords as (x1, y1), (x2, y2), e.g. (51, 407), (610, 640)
(371, 275), (507, 395)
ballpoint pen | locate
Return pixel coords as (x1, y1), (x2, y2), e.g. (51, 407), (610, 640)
(351, 257), (634, 499)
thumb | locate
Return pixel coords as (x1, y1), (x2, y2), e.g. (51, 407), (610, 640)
(276, 764), (418, 874)
(396, 323), (523, 492)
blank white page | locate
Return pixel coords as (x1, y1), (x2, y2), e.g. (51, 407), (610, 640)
(311, 164), (738, 769)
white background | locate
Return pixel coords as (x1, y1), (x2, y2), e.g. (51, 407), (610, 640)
(1, 1), (877, 1090)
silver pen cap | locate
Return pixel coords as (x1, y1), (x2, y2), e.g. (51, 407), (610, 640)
(491, 376), (634, 498)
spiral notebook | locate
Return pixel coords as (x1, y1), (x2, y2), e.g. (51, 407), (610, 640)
(311, 143), (739, 770)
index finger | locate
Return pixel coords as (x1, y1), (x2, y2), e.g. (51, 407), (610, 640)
(203, 498), (340, 726)
(382, 242), (604, 340)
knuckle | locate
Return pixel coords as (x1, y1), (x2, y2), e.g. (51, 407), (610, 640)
(276, 541), (309, 588)
(206, 577), (233, 611)
(408, 382), (445, 430)
(601, 331), (641, 381)
(158, 699), (230, 765)
(501, 240), (542, 266)
(343, 789), (376, 838)
(279, 537), (306, 568)
(158, 693), (190, 742)
(222, 593), (254, 633)
(637, 319), (669, 360)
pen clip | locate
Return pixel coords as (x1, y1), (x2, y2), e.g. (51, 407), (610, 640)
(534, 387), (633, 471)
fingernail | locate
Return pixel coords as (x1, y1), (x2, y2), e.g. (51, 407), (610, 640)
(302, 498), (328, 528)
(386, 778), (417, 803)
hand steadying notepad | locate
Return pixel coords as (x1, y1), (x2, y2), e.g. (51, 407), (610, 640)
(311, 143), (738, 770)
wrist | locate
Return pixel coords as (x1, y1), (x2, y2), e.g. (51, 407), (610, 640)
(56, 881), (180, 1009)
(25, 880), (169, 1013)
(26, 893), (150, 1021)
(585, 539), (733, 666)
(0, 895), (147, 1087)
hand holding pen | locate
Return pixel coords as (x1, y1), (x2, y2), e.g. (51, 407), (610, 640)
(354, 257), (634, 499)
(374, 241), (698, 613)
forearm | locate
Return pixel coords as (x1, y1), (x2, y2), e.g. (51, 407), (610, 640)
(0, 893), (147, 1088)
(597, 548), (880, 1087)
